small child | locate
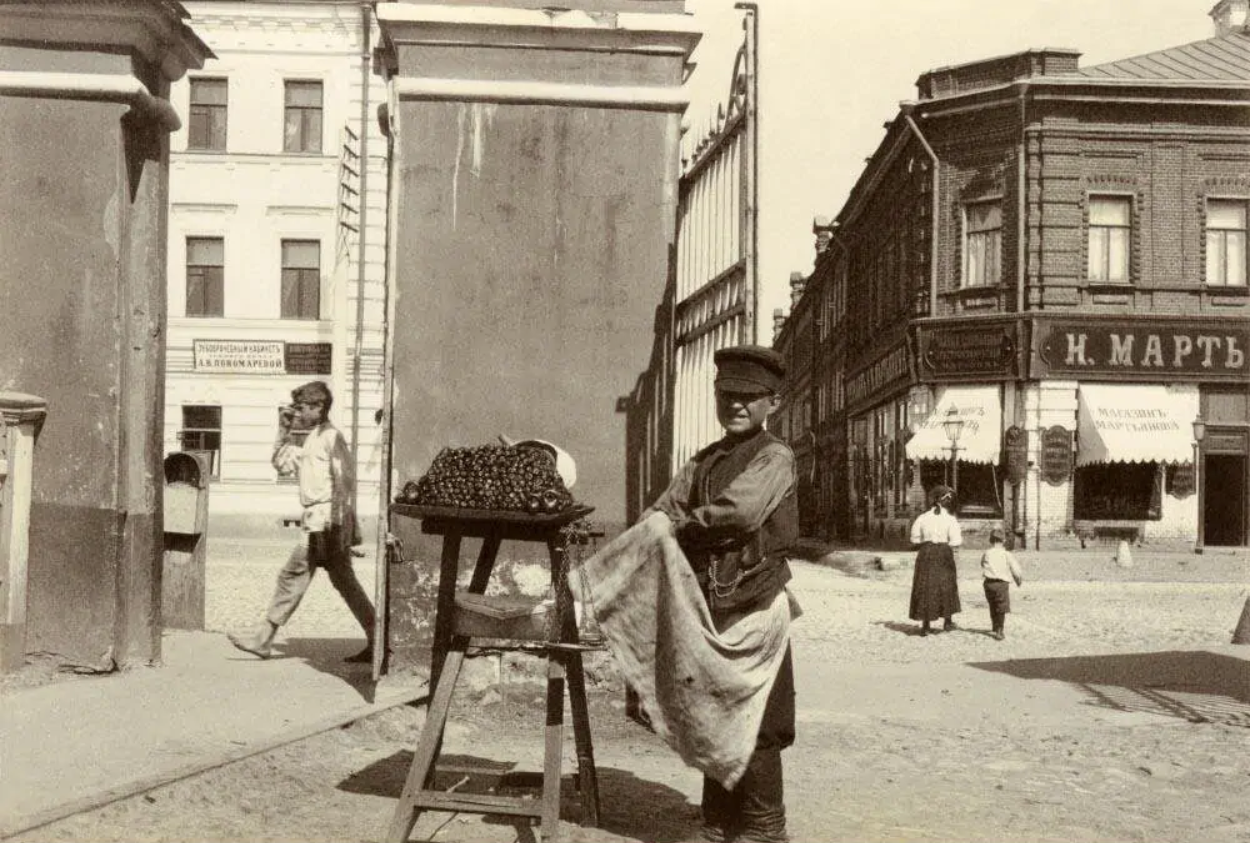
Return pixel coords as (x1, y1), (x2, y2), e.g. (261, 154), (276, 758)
(980, 527), (1023, 641)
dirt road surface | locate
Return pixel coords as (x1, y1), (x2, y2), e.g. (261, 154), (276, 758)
(8, 539), (1249, 843)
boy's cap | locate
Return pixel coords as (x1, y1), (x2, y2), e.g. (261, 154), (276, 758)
(714, 345), (786, 394)
(989, 526), (1006, 542)
(291, 380), (331, 404)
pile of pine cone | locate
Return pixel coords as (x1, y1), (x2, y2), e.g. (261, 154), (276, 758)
(396, 444), (575, 514)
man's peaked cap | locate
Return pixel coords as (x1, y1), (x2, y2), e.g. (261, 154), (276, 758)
(714, 344), (786, 394)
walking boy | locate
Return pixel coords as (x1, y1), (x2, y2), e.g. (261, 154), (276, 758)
(643, 344), (798, 843)
(980, 526), (1023, 641)
(228, 381), (376, 663)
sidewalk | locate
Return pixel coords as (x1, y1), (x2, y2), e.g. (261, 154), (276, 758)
(0, 630), (426, 839)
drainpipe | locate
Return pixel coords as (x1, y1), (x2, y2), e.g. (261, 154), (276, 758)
(901, 106), (939, 317)
(349, 1), (372, 509)
(1016, 82), (1029, 314)
(1015, 82), (1030, 547)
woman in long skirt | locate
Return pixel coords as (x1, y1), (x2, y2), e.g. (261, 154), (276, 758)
(908, 485), (962, 637)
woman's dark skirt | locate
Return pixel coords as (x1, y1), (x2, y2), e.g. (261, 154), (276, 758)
(909, 542), (961, 622)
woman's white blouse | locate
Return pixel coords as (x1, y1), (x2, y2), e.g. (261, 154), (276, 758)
(910, 508), (962, 547)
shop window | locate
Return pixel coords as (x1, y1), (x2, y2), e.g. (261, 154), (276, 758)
(186, 237), (224, 317)
(1087, 195), (1132, 283)
(963, 200), (1001, 288)
(283, 80), (323, 153)
(919, 461), (1001, 517)
(1205, 199), (1248, 287)
(281, 240), (321, 320)
(188, 78), (227, 151)
(178, 405), (221, 480)
(1074, 462), (1161, 520)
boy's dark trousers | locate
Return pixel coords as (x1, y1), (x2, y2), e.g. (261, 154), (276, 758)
(701, 647), (794, 843)
(983, 578), (1010, 633)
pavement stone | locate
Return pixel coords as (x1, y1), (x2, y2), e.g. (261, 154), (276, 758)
(0, 534), (1246, 842)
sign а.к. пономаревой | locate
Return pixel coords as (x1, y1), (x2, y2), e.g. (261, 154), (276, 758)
(192, 340), (332, 375)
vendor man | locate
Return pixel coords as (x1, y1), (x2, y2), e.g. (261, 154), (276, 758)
(643, 344), (798, 843)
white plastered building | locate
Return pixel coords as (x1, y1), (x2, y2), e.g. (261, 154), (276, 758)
(164, 1), (389, 526)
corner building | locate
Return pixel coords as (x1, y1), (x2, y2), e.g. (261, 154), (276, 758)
(807, 3), (1249, 549)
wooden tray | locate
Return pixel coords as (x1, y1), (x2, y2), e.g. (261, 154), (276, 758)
(390, 502), (593, 526)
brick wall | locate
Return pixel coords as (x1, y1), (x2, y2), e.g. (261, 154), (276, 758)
(917, 49), (1081, 100)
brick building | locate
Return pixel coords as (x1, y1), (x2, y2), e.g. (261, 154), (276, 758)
(772, 272), (819, 536)
(793, 1), (1249, 549)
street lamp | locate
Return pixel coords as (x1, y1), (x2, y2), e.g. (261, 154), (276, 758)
(1193, 414), (1206, 555)
(942, 406), (965, 494)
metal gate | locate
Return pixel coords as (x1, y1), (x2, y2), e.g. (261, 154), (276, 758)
(620, 4), (759, 522)
(671, 3), (759, 468)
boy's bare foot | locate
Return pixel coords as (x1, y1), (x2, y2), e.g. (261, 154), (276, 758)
(227, 633), (272, 659)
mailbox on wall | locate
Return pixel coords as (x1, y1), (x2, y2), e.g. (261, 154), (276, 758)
(162, 451), (212, 630)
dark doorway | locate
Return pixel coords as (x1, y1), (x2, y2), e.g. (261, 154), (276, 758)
(1205, 454), (1247, 546)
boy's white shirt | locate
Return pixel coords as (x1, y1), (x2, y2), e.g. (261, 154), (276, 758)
(980, 544), (1023, 583)
(273, 422), (356, 534)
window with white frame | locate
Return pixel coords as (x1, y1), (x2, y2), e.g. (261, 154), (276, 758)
(185, 237), (224, 317)
(963, 200), (1001, 288)
(280, 240), (320, 320)
(1206, 199), (1248, 287)
(283, 80), (323, 153)
(1087, 195), (1132, 283)
(188, 78), (227, 151)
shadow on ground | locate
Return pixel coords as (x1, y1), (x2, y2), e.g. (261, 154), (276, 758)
(341, 752), (695, 842)
(276, 637), (377, 703)
(970, 649), (1250, 726)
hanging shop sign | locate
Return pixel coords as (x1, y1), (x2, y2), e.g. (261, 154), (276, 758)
(845, 345), (910, 408)
(917, 322), (1019, 380)
(284, 342), (334, 375)
(1040, 425), (1072, 486)
(1168, 462), (1195, 499)
(1035, 319), (1250, 381)
(193, 340), (332, 375)
(1003, 425), (1029, 486)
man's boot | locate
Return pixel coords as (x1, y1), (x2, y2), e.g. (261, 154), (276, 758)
(699, 775), (739, 842)
(735, 748), (787, 843)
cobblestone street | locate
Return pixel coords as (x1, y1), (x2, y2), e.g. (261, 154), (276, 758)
(35, 536), (1227, 843)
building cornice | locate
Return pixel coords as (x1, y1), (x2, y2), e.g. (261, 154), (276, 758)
(391, 76), (689, 112)
(376, 3), (700, 58)
(0, 2), (212, 82)
(0, 71), (181, 131)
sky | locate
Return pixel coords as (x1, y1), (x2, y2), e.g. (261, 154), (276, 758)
(678, 0), (1217, 337)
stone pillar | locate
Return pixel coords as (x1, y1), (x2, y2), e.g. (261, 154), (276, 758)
(0, 2), (210, 668)
(377, 2), (699, 672)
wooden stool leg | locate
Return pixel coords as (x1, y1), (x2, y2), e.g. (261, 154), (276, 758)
(541, 655), (566, 842)
(430, 533), (462, 693)
(565, 650), (600, 826)
(467, 533), (502, 594)
(386, 648), (466, 843)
